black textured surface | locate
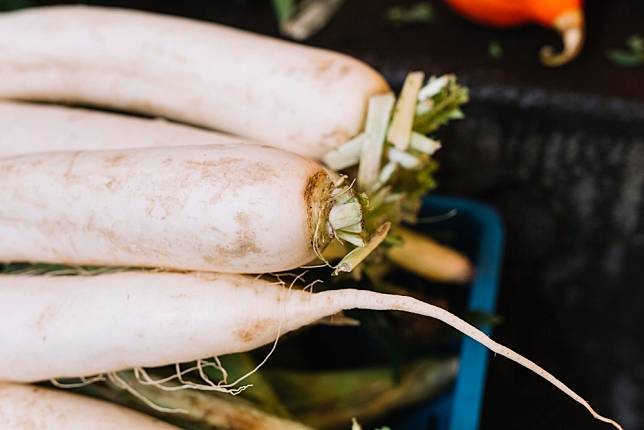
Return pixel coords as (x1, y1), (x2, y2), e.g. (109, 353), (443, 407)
(26, 0), (644, 428)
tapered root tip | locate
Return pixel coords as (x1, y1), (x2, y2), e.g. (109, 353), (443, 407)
(540, 9), (585, 67)
(587, 404), (624, 430)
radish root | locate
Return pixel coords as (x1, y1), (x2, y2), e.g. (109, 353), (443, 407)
(334, 289), (623, 430)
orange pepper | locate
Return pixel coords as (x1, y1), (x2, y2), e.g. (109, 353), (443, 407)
(445, 0), (585, 66)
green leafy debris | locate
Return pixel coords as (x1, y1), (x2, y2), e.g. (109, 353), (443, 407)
(274, 0), (345, 40)
(607, 34), (644, 68)
(272, 0), (296, 24)
(488, 41), (503, 59)
(414, 75), (469, 135)
(269, 357), (457, 429)
(627, 34), (644, 53)
(385, 2), (434, 27)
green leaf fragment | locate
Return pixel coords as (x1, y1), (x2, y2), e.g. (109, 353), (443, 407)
(414, 75), (469, 135)
(627, 35), (644, 53)
(607, 34), (644, 68)
(488, 41), (503, 59)
(607, 49), (644, 67)
(385, 2), (434, 27)
(448, 108), (465, 119)
(272, 0), (296, 24)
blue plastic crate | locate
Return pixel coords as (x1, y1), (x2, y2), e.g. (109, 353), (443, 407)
(394, 195), (504, 430)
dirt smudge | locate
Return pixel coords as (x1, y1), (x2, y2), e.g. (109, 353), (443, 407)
(104, 153), (128, 167)
(207, 212), (263, 266)
(234, 318), (275, 343)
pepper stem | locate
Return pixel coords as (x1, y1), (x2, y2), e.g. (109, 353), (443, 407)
(540, 8), (585, 67)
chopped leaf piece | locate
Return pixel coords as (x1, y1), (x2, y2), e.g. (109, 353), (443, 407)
(418, 75), (448, 101)
(378, 161), (398, 187)
(358, 93), (395, 191)
(415, 98), (434, 116)
(388, 147), (421, 169)
(627, 35), (644, 53)
(272, 0), (295, 23)
(279, 0), (345, 41)
(410, 132), (441, 155)
(387, 71), (425, 150)
(386, 2), (434, 27)
(414, 75), (469, 135)
(607, 49), (643, 67)
(334, 223), (390, 275)
(323, 133), (365, 170)
(488, 41), (503, 59)
(607, 34), (644, 68)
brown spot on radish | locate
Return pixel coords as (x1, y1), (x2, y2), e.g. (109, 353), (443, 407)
(339, 64), (351, 77)
(186, 157), (277, 187)
(234, 319), (275, 343)
(34, 304), (56, 333)
(63, 151), (82, 182)
(104, 153), (128, 166)
(204, 213), (265, 267)
(314, 59), (333, 77)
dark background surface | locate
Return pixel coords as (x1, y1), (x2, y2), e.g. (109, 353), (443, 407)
(25, 0), (644, 428)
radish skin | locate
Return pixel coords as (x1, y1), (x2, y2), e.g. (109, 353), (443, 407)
(0, 145), (345, 273)
(0, 383), (179, 429)
(0, 5), (389, 159)
(0, 271), (622, 429)
(0, 101), (261, 158)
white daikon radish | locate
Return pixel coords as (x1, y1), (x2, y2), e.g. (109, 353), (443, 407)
(0, 145), (364, 272)
(0, 5), (389, 159)
(0, 101), (258, 158)
(0, 271), (621, 429)
(0, 383), (179, 429)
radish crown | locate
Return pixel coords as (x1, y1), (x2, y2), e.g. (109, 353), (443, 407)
(322, 74), (468, 276)
(323, 74), (468, 228)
